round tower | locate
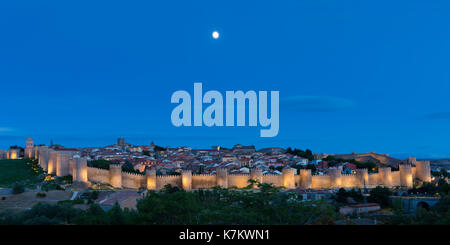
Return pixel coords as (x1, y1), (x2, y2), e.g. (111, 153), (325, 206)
(47, 150), (57, 174)
(406, 157), (417, 165)
(299, 169), (312, 189)
(109, 164), (122, 188)
(250, 168), (263, 186)
(69, 158), (75, 176)
(181, 170), (192, 190)
(74, 157), (88, 184)
(356, 168), (369, 188)
(415, 160), (431, 183)
(38, 146), (49, 171)
(216, 168), (228, 188)
(56, 152), (70, 177)
(329, 167), (342, 188)
(282, 168), (295, 189)
(8, 148), (19, 160)
(399, 164), (413, 188)
(34, 146), (40, 160)
(146, 168), (157, 190)
(378, 167), (392, 187)
(24, 137), (34, 159)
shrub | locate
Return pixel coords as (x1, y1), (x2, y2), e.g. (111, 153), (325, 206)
(79, 191), (99, 200)
(88, 160), (113, 170)
(57, 175), (73, 184)
(57, 199), (85, 205)
(12, 182), (25, 194)
(36, 192), (46, 198)
(41, 181), (65, 191)
(368, 186), (392, 208)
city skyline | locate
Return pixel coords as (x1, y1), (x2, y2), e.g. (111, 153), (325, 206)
(2, 1), (450, 159)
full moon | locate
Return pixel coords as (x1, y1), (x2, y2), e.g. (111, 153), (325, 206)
(212, 31), (220, 39)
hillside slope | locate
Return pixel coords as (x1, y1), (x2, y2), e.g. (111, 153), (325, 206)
(331, 152), (402, 167)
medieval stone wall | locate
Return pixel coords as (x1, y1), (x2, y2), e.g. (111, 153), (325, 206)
(262, 174), (283, 187)
(311, 175), (331, 188)
(31, 143), (430, 191)
(192, 174), (217, 189)
(87, 167), (110, 183)
(156, 175), (182, 189)
(228, 174), (251, 188)
(122, 171), (145, 189)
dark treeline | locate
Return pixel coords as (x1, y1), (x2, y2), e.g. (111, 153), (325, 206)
(0, 184), (337, 225)
(88, 160), (140, 174)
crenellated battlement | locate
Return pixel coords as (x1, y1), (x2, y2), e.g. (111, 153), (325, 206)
(32, 145), (431, 190)
(192, 174), (214, 177)
(122, 171), (145, 176)
(156, 175), (182, 179)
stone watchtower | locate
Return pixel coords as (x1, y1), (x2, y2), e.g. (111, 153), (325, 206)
(56, 152), (71, 177)
(73, 157), (88, 183)
(415, 161), (431, 183)
(399, 164), (413, 188)
(282, 168), (295, 189)
(7, 148), (19, 159)
(329, 167), (342, 188)
(181, 170), (192, 190)
(146, 168), (157, 190)
(356, 168), (369, 188)
(299, 169), (312, 189)
(25, 137), (34, 159)
(38, 146), (49, 171)
(378, 167), (393, 187)
(47, 150), (58, 174)
(250, 168), (263, 187)
(216, 168), (228, 188)
(406, 157), (417, 165)
(109, 164), (122, 188)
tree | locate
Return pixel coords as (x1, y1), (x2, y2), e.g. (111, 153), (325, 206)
(12, 182), (25, 194)
(335, 188), (348, 203)
(88, 160), (113, 170)
(335, 188), (363, 204)
(122, 161), (140, 174)
(107, 202), (125, 225)
(368, 186), (392, 208)
(286, 147), (315, 161)
(154, 145), (166, 152)
(245, 179), (259, 189)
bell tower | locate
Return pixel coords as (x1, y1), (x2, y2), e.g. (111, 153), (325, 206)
(25, 137), (35, 158)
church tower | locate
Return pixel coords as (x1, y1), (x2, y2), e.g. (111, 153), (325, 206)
(25, 137), (34, 158)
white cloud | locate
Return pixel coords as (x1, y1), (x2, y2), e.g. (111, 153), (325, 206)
(0, 127), (16, 133)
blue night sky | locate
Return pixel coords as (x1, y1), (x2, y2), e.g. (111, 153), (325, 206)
(1, 1), (450, 159)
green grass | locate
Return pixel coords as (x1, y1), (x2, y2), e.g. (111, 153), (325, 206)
(0, 159), (41, 187)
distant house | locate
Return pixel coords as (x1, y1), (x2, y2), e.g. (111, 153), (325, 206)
(232, 144), (256, 155)
(239, 167), (250, 174)
(310, 159), (322, 165)
(317, 161), (328, 169)
(295, 158), (309, 166)
(258, 147), (285, 154)
(221, 155), (236, 163)
(343, 163), (357, 174)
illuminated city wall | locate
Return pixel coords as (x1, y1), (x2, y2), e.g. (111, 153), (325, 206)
(192, 174), (217, 189)
(32, 145), (429, 191)
(57, 163), (424, 190)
